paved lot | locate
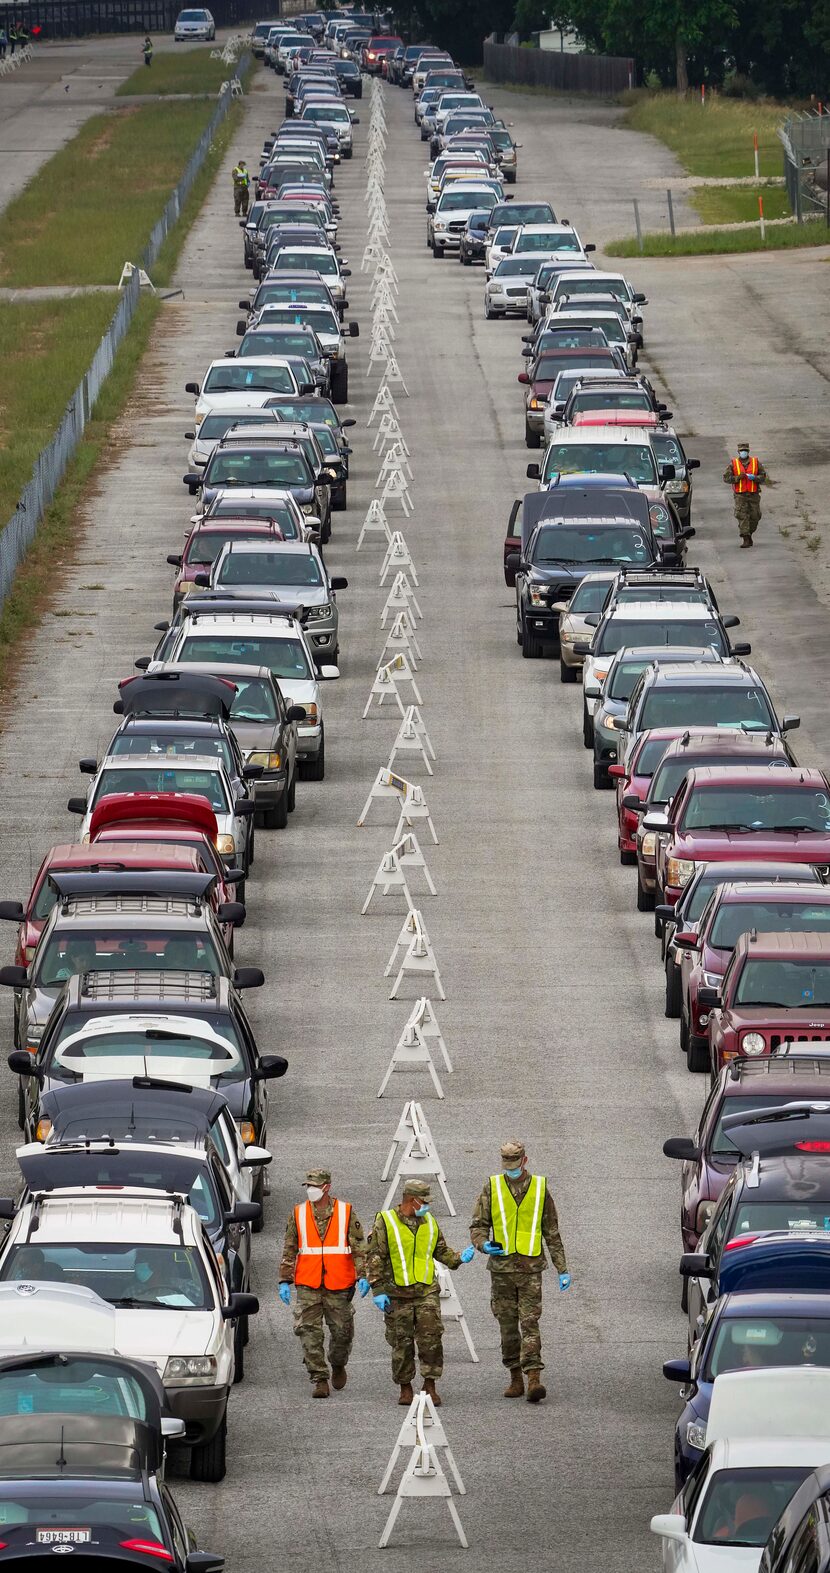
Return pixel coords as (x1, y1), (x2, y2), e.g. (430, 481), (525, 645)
(3, 52), (830, 1573)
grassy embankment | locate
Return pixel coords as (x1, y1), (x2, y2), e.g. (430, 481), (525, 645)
(117, 45), (249, 97)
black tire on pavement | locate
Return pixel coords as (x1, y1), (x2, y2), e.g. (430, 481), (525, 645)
(636, 875), (655, 913)
(301, 728), (325, 781)
(560, 657), (577, 683)
(521, 615), (542, 659)
(286, 770), (296, 813)
(665, 959), (683, 1018)
(189, 1413), (227, 1482)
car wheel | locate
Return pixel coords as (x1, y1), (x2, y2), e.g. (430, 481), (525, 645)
(560, 657), (577, 684)
(592, 762), (610, 791)
(263, 790), (288, 830)
(636, 874), (654, 913)
(665, 958), (682, 1018)
(484, 299), (494, 319)
(684, 1019), (709, 1075)
(17, 1081), (25, 1132)
(461, 251), (470, 265)
(525, 423), (541, 449)
(233, 1320), (245, 1384)
(286, 769), (296, 813)
(520, 614), (542, 660)
(189, 1412), (227, 1482)
(432, 242), (442, 258)
(680, 1277), (689, 1314)
(330, 363), (348, 405)
(301, 727), (325, 781)
(582, 707), (593, 749)
(619, 847), (637, 866)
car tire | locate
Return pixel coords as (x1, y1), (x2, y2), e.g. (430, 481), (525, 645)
(330, 363), (348, 404)
(432, 242), (442, 258)
(17, 1081), (25, 1132)
(636, 874), (655, 912)
(332, 484), (347, 511)
(684, 1018), (709, 1075)
(619, 847), (637, 866)
(582, 707), (593, 749)
(263, 790), (288, 830)
(301, 727), (325, 781)
(189, 1412), (227, 1482)
(665, 958), (683, 1018)
(286, 769), (296, 813)
(592, 762), (610, 790)
(233, 1321), (245, 1384)
(520, 614), (542, 659)
(525, 424), (541, 449)
(559, 657), (577, 684)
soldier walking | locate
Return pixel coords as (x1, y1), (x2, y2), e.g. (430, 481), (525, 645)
(470, 1140), (570, 1404)
(723, 440), (769, 548)
(278, 1167), (370, 1398)
(232, 159), (250, 217)
(367, 1178), (475, 1407)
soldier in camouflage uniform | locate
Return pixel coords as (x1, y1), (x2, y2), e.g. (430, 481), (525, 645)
(367, 1178), (475, 1406)
(470, 1140), (570, 1404)
(723, 442), (769, 548)
(279, 1168), (369, 1398)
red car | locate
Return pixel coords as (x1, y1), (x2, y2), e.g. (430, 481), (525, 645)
(570, 409), (661, 429)
(648, 765), (830, 907)
(0, 843), (215, 968)
(610, 726), (691, 866)
(705, 930), (830, 1076)
(676, 881), (830, 1073)
(664, 1054), (830, 1251)
(362, 35), (401, 72)
(168, 519), (287, 609)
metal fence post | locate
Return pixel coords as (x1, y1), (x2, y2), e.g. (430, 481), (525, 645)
(667, 188), (675, 238)
(633, 199), (643, 253)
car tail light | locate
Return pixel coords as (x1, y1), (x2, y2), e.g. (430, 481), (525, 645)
(796, 1141), (830, 1152)
(120, 1543), (173, 1563)
(724, 1233), (761, 1251)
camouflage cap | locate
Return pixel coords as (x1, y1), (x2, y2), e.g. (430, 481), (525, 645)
(402, 1178), (432, 1200)
(303, 1169), (331, 1187)
(500, 1140), (526, 1166)
(737, 440), (749, 448)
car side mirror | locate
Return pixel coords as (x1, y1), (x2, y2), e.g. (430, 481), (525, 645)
(521, 347), (532, 358)
(655, 904), (675, 922)
(221, 1292), (260, 1321)
(583, 613), (600, 627)
(730, 642), (751, 656)
(236, 321), (246, 336)
(242, 1144), (272, 1167)
(721, 615), (740, 629)
(225, 1201), (262, 1227)
(67, 797), (88, 815)
(183, 473), (201, 493)
(517, 372), (530, 385)
(167, 554), (183, 568)
(348, 321), (359, 337)
(194, 572), (211, 588)
(318, 664), (340, 679)
(233, 799), (256, 817)
(233, 966), (265, 990)
(673, 931), (699, 949)
(679, 1253), (712, 1279)
(184, 430), (196, 441)
(572, 641), (591, 657)
(238, 299), (250, 310)
(641, 812), (668, 832)
(663, 1137), (699, 1162)
(217, 902), (246, 928)
(8, 1050), (38, 1078)
(185, 382), (200, 395)
(286, 704), (307, 722)
(0, 966), (27, 990)
(659, 463), (676, 482)
(584, 242), (596, 252)
(0, 1199), (15, 1221)
(0, 902), (24, 923)
(330, 576), (348, 591)
(662, 1357), (692, 1383)
(634, 292), (646, 304)
(134, 656), (151, 672)
(608, 764), (624, 779)
(621, 794), (641, 812)
(78, 758), (98, 775)
(526, 462), (539, 479)
(687, 458), (701, 471)
(255, 1053), (289, 1081)
(342, 418), (356, 429)
(242, 764), (263, 781)
(697, 987), (721, 1009)
(783, 715), (801, 732)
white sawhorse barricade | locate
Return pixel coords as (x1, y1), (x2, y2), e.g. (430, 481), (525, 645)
(378, 1392), (467, 1549)
(377, 999), (451, 1100)
(384, 910), (444, 1000)
(381, 1099), (455, 1214)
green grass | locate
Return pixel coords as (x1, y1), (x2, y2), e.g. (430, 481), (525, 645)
(621, 91), (786, 178)
(0, 297), (121, 525)
(690, 183), (790, 223)
(606, 221), (830, 256)
(117, 46), (249, 97)
(0, 101), (216, 286)
(0, 296), (160, 690)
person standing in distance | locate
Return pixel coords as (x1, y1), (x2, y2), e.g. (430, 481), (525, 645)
(470, 1140), (570, 1404)
(278, 1167), (370, 1398)
(723, 441), (769, 548)
(367, 1178), (475, 1407)
(232, 159), (250, 217)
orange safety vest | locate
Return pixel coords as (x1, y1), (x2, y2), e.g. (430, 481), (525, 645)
(731, 456), (760, 494)
(293, 1199), (355, 1290)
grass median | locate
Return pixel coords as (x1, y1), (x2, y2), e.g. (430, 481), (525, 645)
(0, 100), (217, 286)
(622, 92), (785, 178)
(117, 46), (250, 97)
(690, 184), (789, 223)
(606, 221), (830, 256)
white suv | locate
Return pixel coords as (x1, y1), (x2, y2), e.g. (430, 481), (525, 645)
(0, 1189), (256, 1480)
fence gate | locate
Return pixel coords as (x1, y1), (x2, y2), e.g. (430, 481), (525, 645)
(779, 111), (830, 221)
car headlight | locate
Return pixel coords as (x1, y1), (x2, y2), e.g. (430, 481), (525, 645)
(702, 972), (721, 987)
(247, 751), (281, 770)
(237, 1120), (256, 1145)
(35, 1117), (53, 1142)
(300, 702), (319, 725)
(667, 857), (695, 888)
(528, 585), (548, 607)
(528, 398), (543, 410)
(604, 715), (623, 730)
(215, 833), (236, 855)
(640, 832), (656, 857)
(741, 1031), (766, 1055)
(305, 603), (332, 621)
(194, 413), (204, 427)
(686, 1421), (707, 1451)
(301, 502), (315, 515)
(695, 1200), (715, 1233)
(164, 1356), (218, 1384)
(665, 479), (689, 495)
(433, 220), (447, 232)
(592, 669), (608, 684)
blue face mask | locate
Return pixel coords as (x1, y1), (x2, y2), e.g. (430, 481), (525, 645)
(504, 1167), (523, 1179)
(136, 1262), (153, 1284)
(414, 1205), (431, 1218)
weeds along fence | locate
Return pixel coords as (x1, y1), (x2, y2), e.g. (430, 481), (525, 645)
(483, 41), (635, 95)
(0, 72), (244, 610)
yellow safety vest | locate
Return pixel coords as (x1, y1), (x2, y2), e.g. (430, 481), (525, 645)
(381, 1210), (438, 1287)
(489, 1174), (546, 1258)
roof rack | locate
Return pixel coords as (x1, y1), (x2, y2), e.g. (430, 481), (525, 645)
(79, 969), (217, 1002)
(49, 870), (215, 907)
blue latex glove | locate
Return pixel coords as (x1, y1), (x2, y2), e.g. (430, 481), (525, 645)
(357, 1277), (370, 1298)
(373, 1293), (391, 1313)
(460, 1245), (475, 1264)
(559, 1272), (572, 1291)
(482, 1241), (505, 1257)
(278, 1283), (292, 1306)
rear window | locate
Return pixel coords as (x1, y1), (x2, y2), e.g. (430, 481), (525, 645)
(710, 899), (830, 951)
(598, 618), (724, 656)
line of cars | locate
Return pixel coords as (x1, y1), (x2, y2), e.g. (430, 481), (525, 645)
(403, 70), (830, 1573)
(0, 34), (368, 1567)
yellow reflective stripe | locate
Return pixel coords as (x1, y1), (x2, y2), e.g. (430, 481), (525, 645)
(491, 1174), (512, 1252)
(526, 1175), (544, 1252)
(383, 1209), (411, 1286)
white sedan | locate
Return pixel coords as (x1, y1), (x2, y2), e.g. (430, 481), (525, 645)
(174, 8), (215, 40)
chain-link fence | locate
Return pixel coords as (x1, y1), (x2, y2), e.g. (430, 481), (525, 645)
(0, 71), (243, 610)
(779, 110), (830, 221)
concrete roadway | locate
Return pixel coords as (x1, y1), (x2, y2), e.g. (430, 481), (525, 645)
(2, 49), (830, 1573)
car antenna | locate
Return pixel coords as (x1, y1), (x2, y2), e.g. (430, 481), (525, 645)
(56, 1425), (68, 1473)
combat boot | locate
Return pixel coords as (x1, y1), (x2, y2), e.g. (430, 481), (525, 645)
(312, 1378), (330, 1398)
(330, 1366), (347, 1390)
(422, 1378), (442, 1407)
(503, 1368), (524, 1398)
(398, 1382), (414, 1405)
(526, 1370), (546, 1403)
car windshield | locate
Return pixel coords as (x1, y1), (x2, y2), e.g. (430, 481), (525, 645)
(572, 391), (652, 414)
(203, 365), (295, 393)
(0, 1244), (212, 1310)
(520, 231), (580, 251)
(179, 9), (208, 17)
(694, 1468), (810, 1548)
(533, 525), (651, 566)
(23, 1152), (222, 1229)
(304, 104), (349, 122)
(537, 339), (609, 365)
(495, 258), (536, 278)
(653, 432), (685, 467)
(91, 766), (229, 813)
(496, 204), (554, 226)
(51, 1024), (243, 1086)
(553, 370), (625, 401)
(543, 442), (656, 485)
(36, 930), (221, 989)
(732, 1199), (830, 1233)
(274, 251), (338, 277)
(251, 330), (316, 357)
(205, 452), (311, 488)
(218, 550), (321, 587)
(640, 686), (776, 732)
(540, 355), (617, 386)
(179, 634), (312, 680)
(711, 900), (830, 949)
(229, 676), (278, 722)
(734, 957), (830, 1008)
(0, 1486), (163, 1537)
(681, 786), (830, 832)
(268, 399), (338, 430)
(209, 499), (296, 520)
(558, 276), (628, 300)
(600, 620), (722, 655)
(108, 734), (233, 772)
(184, 524), (294, 566)
(707, 1313), (830, 1377)
(607, 659), (651, 702)
(567, 579), (613, 614)
(439, 188), (497, 211)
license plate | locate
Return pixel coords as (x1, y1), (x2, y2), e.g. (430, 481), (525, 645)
(37, 1530), (92, 1545)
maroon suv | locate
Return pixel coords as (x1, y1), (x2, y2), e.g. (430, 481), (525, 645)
(676, 881), (830, 1073)
(705, 930), (830, 1077)
(648, 765), (830, 907)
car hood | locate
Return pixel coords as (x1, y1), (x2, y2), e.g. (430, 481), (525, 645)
(110, 1309), (218, 1373)
(674, 831), (830, 862)
(721, 1005), (830, 1028)
(196, 393), (280, 417)
(230, 720), (276, 752)
(277, 676), (320, 709)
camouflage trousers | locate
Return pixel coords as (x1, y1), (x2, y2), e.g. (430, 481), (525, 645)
(233, 185), (249, 216)
(383, 1291), (444, 1384)
(490, 1273), (544, 1373)
(734, 494), (761, 538)
(293, 1285), (354, 1383)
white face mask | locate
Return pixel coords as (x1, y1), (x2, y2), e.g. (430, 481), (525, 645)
(306, 1185), (325, 1202)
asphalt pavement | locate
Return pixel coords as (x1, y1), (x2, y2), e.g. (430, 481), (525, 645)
(3, 51), (830, 1573)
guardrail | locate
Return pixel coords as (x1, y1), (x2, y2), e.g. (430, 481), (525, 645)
(0, 71), (242, 610)
(483, 41), (635, 96)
